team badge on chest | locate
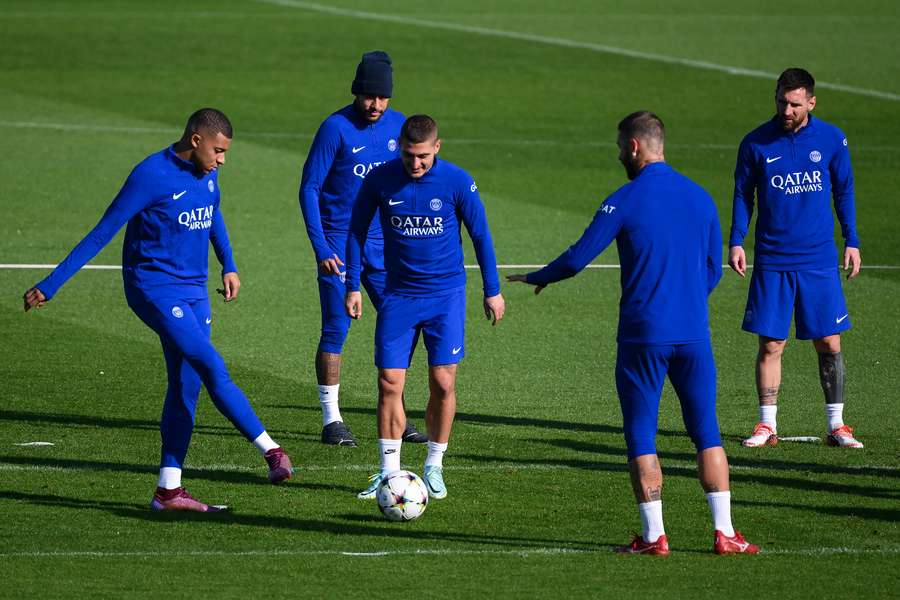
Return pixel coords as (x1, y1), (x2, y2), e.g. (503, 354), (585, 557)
(809, 150), (821, 163)
(430, 198), (443, 211)
(208, 180), (215, 192)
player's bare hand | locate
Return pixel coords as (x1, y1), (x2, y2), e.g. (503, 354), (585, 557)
(346, 291), (363, 320)
(217, 272), (241, 302)
(844, 246), (861, 280)
(484, 293), (505, 326)
(23, 287), (47, 312)
(506, 273), (545, 295)
(319, 254), (344, 276)
(728, 246), (747, 277)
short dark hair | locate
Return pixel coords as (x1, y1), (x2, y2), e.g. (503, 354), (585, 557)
(776, 68), (815, 96)
(184, 108), (233, 139)
(400, 114), (438, 144)
(617, 111), (665, 147)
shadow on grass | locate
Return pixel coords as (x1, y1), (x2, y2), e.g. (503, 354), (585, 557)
(734, 498), (900, 523)
(0, 490), (603, 550)
(540, 438), (900, 479)
(0, 455), (354, 492)
(269, 404), (686, 439)
(0, 409), (318, 443)
(457, 440), (899, 503)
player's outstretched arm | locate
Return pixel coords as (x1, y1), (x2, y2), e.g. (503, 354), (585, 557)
(843, 246), (861, 280)
(345, 291), (363, 320)
(506, 274), (546, 295)
(217, 272), (241, 302)
(23, 287), (47, 312)
(728, 245), (747, 277)
(483, 293), (505, 326)
(24, 168), (152, 308)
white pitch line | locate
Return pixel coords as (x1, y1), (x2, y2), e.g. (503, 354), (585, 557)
(0, 264), (121, 270)
(255, 0), (900, 103)
(2, 120), (897, 153)
(4, 263), (900, 271)
(0, 546), (897, 559)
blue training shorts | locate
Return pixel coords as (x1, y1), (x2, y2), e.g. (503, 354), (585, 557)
(374, 287), (466, 369)
(742, 268), (850, 340)
(317, 235), (386, 353)
(615, 340), (722, 459)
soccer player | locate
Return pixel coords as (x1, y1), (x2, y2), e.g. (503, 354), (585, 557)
(344, 114), (505, 500)
(508, 112), (758, 555)
(299, 50), (426, 446)
(729, 68), (863, 448)
(22, 108), (293, 512)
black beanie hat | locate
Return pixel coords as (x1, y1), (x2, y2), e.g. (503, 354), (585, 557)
(351, 51), (393, 98)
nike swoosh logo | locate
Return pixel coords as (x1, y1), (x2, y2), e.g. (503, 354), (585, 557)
(452, 347), (462, 355)
(205, 317), (212, 325)
(836, 314), (849, 324)
(352, 146), (366, 154)
(766, 156), (782, 164)
(173, 191), (187, 200)
(388, 199), (404, 206)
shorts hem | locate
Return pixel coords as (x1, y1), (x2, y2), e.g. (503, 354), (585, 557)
(796, 322), (851, 341)
(741, 323), (788, 340)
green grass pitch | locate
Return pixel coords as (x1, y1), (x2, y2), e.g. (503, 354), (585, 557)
(1, 1), (899, 597)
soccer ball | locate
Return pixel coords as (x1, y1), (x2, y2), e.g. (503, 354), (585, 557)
(376, 470), (429, 521)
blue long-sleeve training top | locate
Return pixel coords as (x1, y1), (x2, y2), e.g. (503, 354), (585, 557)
(35, 146), (236, 306)
(526, 162), (722, 345)
(730, 114), (858, 271)
(299, 104), (406, 261)
(346, 157), (501, 298)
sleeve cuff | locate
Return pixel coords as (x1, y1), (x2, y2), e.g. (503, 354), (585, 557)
(221, 259), (238, 275)
(727, 233), (745, 247)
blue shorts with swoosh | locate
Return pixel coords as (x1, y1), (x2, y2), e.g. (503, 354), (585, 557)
(742, 268), (851, 340)
(616, 340), (721, 459)
(374, 286), (466, 369)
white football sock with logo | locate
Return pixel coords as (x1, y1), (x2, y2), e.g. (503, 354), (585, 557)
(706, 491), (735, 537)
(319, 384), (342, 426)
(158, 467), (182, 490)
(424, 441), (448, 468)
(638, 500), (665, 543)
(252, 431), (279, 455)
(760, 404), (777, 430)
(826, 403), (844, 431)
(379, 438), (402, 474)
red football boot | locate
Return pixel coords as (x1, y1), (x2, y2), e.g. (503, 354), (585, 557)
(714, 530), (759, 555)
(615, 534), (670, 556)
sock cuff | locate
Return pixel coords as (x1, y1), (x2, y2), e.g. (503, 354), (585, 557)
(638, 500), (662, 509)
(318, 384), (340, 393)
(706, 491), (731, 500)
(427, 441), (449, 451)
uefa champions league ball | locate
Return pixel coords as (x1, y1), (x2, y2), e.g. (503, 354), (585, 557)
(376, 470), (429, 521)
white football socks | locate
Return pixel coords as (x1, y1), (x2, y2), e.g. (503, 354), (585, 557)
(252, 431), (279, 455)
(424, 441), (448, 468)
(638, 500), (665, 543)
(379, 438), (402, 474)
(319, 384), (342, 426)
(706, 491), (735, 537)
(157, 467), (182, 490)
(826, 403), (845, 431)
(760, 404), (778, 430)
